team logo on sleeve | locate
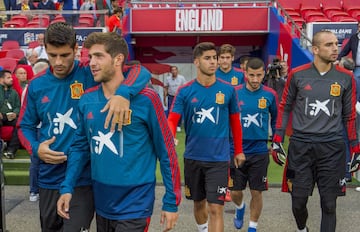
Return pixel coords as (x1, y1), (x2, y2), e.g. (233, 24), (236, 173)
(258, 97), (267, 109)
(215, 91), (225, 104)
(70, 81), (84, 99)
(330, 82), (341, 97)
(231, 76), (238, 86)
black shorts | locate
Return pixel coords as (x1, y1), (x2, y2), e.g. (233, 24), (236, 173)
(184, 158), (228, 205)
(39, 186), (95, 232)
(286, 139), (346, 198)
(96, 214), (150, 232)
(229, 153), (269, 191)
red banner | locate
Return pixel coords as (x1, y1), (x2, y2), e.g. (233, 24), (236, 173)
(131, 8), (269, 33)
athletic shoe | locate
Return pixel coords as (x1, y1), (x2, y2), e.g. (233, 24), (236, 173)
(248, 227), (257, 232)
(225, 189), (232, 202)
(3, 152), (15, 159)
(29, 192), (39, 202)
(355, 187), (360, 192)
(233, 204), (245, 229)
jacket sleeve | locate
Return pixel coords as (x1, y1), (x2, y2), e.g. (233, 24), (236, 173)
(60, 101), (90, 194)
(115, 64), (151, 100)
(144, 89), (181, 212)
(17, 83), (41, 156)
(275, 71), (296, 140)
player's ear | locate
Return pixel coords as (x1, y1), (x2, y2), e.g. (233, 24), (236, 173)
(115, 54), (124, 67)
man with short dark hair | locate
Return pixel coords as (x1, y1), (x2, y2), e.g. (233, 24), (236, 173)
(0, 69), (21, 159)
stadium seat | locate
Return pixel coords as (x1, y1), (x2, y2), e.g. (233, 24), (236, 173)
(10, 15), (29, 26)
(6, 49), (25, 60)
(0, 51), (7, 58)
(303, 11), (327, 22)
(50, 17), (66, 24)
(0, 58), (18, 72)
(77, 18), (94, 27)
(79, 14), (95, 25)
(332, 15), (358, 22)
(327, 11), (350, 20)
(1, 40), (20, 50)
(277, 0), (301, 13)
(350, 11), (360, 21)
(306, 15), (331, 22)
(0, 126), (14, 142)
(321, 0), (343, 14)
(3, 20), (24, 28)
(343, 0), (360, 15)
(26, 21), (43, 28)
(32, 15), (50, 26)
(300, 0), (322, 13)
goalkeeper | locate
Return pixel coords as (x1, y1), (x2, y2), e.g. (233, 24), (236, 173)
(272, 30), (360, 232)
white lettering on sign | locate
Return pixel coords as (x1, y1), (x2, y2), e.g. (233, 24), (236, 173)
(175, 9), (223, 31)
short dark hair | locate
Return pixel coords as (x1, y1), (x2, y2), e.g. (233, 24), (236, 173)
(312, 30), (334, 47)
(84, 32), (129, 60)
(45, 22), (77, 49)
(0, 69), (11, 78)
(193, 42), (216, 59)
(246, 57), (265, 71)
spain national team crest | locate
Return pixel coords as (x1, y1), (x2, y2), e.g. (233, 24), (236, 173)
(258, 97), (266, 109)
(330, 82), (341, 97)
(70, 81), (84, 99)
(231, 76), (238, 86)
(216, 91), (225, 104)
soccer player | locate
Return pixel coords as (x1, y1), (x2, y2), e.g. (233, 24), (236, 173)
(57, 32), (181, 232)
(215, 44), (245, 86)
(272, 30), (359, 232)
(168, 42), (245, 232)
(18, 22), (151, 231)
(230, 58), (278, 232)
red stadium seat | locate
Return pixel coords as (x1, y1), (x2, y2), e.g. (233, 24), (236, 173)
(303, 11), (327, 22)
(50, 17), (66, 24)
(26, 21), (43, 28)
(1, 40), (20, 50)
(0, 58), (18, 72)
(321, 0), (343, 14)
(343, 0), (360, 15)
(306, 15), (331, 22)
(10, 15), (29, 26)
(32, 15), (50, 27)
(0, 126), (14, 142)
(0, 51), (7, 58)
(3, 20), (24, 28)
(332, 15), (358, 22)
(77, 18), (94, 27)
(277, 0), (301, 13)
(350, 10), (360, 21)
(6, 49), (25, 60)
(327, 11), (350, 20)
(79, 14), (95, 25)
(300, 0), (322, 13)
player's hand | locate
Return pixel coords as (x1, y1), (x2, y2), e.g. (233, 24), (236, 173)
(160, 211), (179, 231)
(38, 136), (66, 164)
(174, 138), (178, 146)
(57, 193), (72, 219)
(234, 153), (246, 168)
(102, 95), (130, 132)
(271, 142), (287, 166)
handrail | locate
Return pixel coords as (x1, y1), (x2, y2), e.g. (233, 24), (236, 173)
(271, 0), (312, 49)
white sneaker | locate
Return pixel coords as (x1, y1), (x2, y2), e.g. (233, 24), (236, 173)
(176, 127), (181, 132)
(29, 192), (39, 202)
(355, 187), (360, 192)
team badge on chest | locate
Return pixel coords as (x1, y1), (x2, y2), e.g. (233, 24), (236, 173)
(330, 82), (341, 97)
(70, 81), (84, 99)
(216, 91), (225, 104)
(231, 76), (238, 86)
(258, 97), (267, 109)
